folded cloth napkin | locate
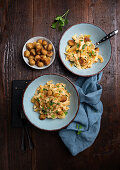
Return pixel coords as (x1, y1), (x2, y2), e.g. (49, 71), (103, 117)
(59, 72), (103, 156)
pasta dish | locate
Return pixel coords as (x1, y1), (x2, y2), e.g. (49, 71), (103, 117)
(65, 34), (103, 69)
(31, 81), (70, 120)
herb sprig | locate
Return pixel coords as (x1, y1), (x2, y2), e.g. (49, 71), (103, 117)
(76, 124), (82, 135)
(51, 9), (69, 31)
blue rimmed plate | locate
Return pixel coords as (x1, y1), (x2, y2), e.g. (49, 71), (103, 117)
(22, 74), (80, 131)
(59, 23), (111, 76)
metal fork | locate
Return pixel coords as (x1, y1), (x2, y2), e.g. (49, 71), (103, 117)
(20, 110), (34, 151)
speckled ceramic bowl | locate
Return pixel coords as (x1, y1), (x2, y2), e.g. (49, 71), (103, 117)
(22, 74), (80, 131)
(22, 36), (55, 69)
(59, 23), (111, 76)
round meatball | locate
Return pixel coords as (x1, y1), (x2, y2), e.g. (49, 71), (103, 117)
(42, 40), (47, 46)
(37, 39), (42, 44)
(68, 40), (75, 46)
(60, 95), (67, 102)
(26, 43), (34, 50)
(37, 50), (41, 55)
(35, 55), (41, 61)
(47, 51), (53, 57)
(43, 57), (51, 65)
(44, 45), (48, 50)
(47, 90), (52, 96)
(36, 43), (42, 51)
(24, 50), (30, 58)
(40, 55), (47, 61)
(47, 44), (53, 51)
(33, 42), (37, 48)
(30, 49), (36, 56)
(29, 59), (35, 65)
(29, 55), (34, 60)
(41, 48), (47, 55)
(37, 61), (44, 67)
(40, 114), (46, 120)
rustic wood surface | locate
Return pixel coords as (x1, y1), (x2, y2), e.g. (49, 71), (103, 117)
(0, 0), (120, 169)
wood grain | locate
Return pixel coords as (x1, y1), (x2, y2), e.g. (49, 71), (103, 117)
(0, 0), (120, 169)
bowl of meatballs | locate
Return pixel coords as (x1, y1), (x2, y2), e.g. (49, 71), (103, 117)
(22, 36), (55, 69)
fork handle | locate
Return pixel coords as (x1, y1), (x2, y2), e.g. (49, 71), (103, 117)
(96, 30), (118, 46)
(21, 128), (26, 151)
(25, 126), (34, 150)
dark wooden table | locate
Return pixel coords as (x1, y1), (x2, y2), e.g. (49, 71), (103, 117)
(0, 0), (120, 169)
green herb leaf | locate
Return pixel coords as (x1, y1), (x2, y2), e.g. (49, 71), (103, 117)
(92, 50), (96, 56)
(55, 16), (63, 21)
(49, 101), (55, 106)
(82, 44), (86, 49)
(51, 115), (55, 119)
(65, 19), (68, 25)
(57, 103), (60, 105)
(64, 111), (68, 115)
(51, 22), (57, 29)
(56, 110), (58, 113)
(76, 124), (82, 135)
(76, 50), (79, 53)
(37, 98), (40, 102)
(51, 10), (69, 31)
(89, 53), (92, 57)
(43, 88), (47, 91)
(58, 26), (63, 31)
(80, 40), (83, 41)
(77, 43), (79, 48)
(79, 125), (82, 129)
(76, 124), (79, 129)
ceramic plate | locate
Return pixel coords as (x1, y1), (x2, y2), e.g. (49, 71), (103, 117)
(22, 74), (80, 131)
(59, 23), (111, 76)
(22, 36), (56, 69)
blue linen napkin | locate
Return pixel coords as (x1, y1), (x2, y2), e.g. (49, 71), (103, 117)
(59, 72), (103, 156)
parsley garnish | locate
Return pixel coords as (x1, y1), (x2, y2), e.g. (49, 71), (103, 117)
(76, 50), (79, 53)
(92, 50), (96, 56)
(51, 115), (55, 119)
(76, 124), (82, 135)
(43, 88), (47, 91)
(49, 101), (55, 106)
(76, 43), (79, 48)
(57, 85), (59, 88)
(82, 44), (86, 49)
(89, 53), (92, 57)
(57, 103), (60, 105)
(51, 9), (69, 31)
(37, 98), (40, 102)
(56, 110), (58, 114)
(64, 111), (68, 115)
(80, 40), (83, 41)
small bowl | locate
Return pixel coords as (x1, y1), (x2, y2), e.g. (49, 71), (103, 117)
(22, 74), (80, 131)
(22, 36), (56, 69)
(59, 23), (112, 76)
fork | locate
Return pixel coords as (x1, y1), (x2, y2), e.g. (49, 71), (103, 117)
(95, 30), (118, 47)
(20, 110), (34, 151)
